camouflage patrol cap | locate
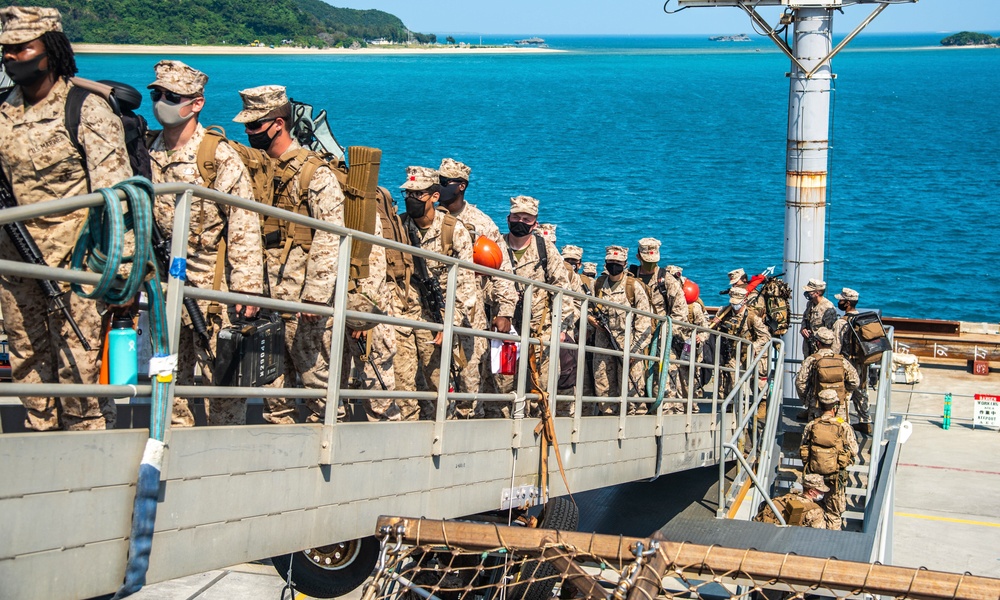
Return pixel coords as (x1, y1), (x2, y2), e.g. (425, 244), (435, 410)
(538, 223), (557, 244)
(803, 278), (827, 292)
(582, 262), (597, 276)
(803, 473), (831, 493)
(665, 265), (682, 276)
(439, 158), (471, 181)
(728, 268), (746, 285)
(561, 245), (583, 261)
(637, 237), (661, 262)
(835, 287), (859, 302)
(728, 286), (748, 301)
(0, 6), (62, 45)
(605, 245), (627, 263)
(814, 327), (835, 345)
(510, 195), (538, 217)
(400, 166), (440, 191)
(233, 85), (289, 123)
(817, 389), (840, 405)
(147, 60), (208, 97)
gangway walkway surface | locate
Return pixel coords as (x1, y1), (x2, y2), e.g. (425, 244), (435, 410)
(0, 183), (769, 600)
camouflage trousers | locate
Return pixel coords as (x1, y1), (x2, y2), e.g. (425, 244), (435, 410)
(822, 472), (848, 531)
(850, 360), (871, 423)
(263, 317), (400, 424)
(592, 328), (647, 416)
(0, 272), (113, 431)
(341, 323), (400, 421)
(173, 307), (245, 427)
(676, 339), (704, 412)
(393, 317), (475, 421)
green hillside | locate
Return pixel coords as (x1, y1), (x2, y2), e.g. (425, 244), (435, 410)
(2, 0), (435, 47)
(940, 32), (997, 47)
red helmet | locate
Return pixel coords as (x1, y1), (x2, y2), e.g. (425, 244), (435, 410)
(683, 279), (700, 304)
(473, 236), (503, 271)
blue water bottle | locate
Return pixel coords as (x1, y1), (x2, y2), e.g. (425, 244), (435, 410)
(108, 315), (138, 386)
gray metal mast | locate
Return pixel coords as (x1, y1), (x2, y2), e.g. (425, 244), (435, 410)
(672, 0), (912, 381)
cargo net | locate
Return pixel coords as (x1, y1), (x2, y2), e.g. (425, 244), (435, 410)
(364, 517), (1000, 600)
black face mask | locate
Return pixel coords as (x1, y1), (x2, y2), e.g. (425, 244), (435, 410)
(405, 196), (427, 219)
(247, 123), (277, 150)
(508, 220), (533, 237)
(437, 182), (461, 207)
(605, 263), (625, 277)
(3, 53), (49, 87)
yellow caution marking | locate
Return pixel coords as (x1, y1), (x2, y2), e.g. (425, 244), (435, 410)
(895, 512), (1000, 528)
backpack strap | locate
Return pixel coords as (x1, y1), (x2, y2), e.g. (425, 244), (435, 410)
(440, 211), (458, 257)
(624, 273), (636, 306)
(64, 78), (119, 193)
(534, 233), (549, 281)
(196, 125), (227, 189)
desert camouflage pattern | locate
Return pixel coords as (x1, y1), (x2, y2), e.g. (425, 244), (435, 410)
(637, 237), (661, 262)
(716, 303), (771, 399)
(451, 201), (517, 319)
(0, 78), (130, 431)
(560, 244), (583, 261)
(233, 84), (289, 123)
(801, 413), (858, 530)
(400, 165), (439, 191)
(593, 275), (652, 415)
(394, 209), (477, 420)
(831, 311), (872, 423)
(147, 60), (208, 96)
(677, 300), (710, 403)
(509, 195), (538, 216)
(795, 347), (861, 421)
(438, 157), (471, 180)
(802, 294), (838, 355)
(149, 122), (264, 425)
(0, 5), (61, 44)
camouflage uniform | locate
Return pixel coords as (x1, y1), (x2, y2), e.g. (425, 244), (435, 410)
(800, 399), (858, 531)
(678, 297), (710, 402)
(148, 61), (264, 426)
(593, 247), (652, 416)
(0, 7), (131, 432)
(495, 197), (578, 418)
(831, 288), (872, 424)
(801, 279), (837, 357)
(757, 491), (827, 529)
(795, 344), (860, 421)
(715, 287), (770, 400)
(394, 168), (477, 420)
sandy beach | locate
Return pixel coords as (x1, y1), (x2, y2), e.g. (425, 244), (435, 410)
(74, 43), (564, 55)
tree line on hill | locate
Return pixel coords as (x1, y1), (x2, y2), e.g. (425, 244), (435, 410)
(940, 32), (998, 47)
(12, 0), (436, 47)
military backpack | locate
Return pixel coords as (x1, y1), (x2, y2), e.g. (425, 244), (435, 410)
(814, 354), (847, 405)
(801, 418), (852, 476)
(760, 276), (791, 336)
(845, 311), (892, 365)
(754, 493), (821, 526)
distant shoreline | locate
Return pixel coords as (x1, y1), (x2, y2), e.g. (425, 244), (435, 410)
(73, 43), (564, 56)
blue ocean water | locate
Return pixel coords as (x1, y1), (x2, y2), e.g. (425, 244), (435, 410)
(77, 33), (999, 322)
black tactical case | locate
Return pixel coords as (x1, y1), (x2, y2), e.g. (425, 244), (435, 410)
(215, 312), (285, 387)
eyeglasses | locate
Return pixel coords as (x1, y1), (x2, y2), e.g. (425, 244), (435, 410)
(440, 178), (465, 187)
(245, 118), (276, 131)
(149, 89), (191, 105)
(405, 190), (430, 200)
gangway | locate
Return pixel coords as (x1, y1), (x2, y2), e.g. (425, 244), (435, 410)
(0, 183), (780, 600)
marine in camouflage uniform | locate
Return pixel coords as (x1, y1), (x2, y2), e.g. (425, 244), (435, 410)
(582, 262), (598, 279)
(0, 7), (131, 431)
(800, 278), (838, 358)
(795, 327), (860, 421)
(233, 85), (398, 423)
(714, 287), (770, 401)
(394, 167), (478, 420)
(831, 287), (872, 432)
(631, 238), (687, 412)
(800, 389), (859, 531)
(561, 245), (593, 398)
(672, 266), (708, 404)
(147, 61), (264, 426)
(755, 475), (829, 529)
(591, 246), (653, 416)
(437, 158), (516, 414)
(496, 196), (579, 418)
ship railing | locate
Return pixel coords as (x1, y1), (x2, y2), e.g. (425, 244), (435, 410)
(0, 182), (759, 457)
(714, 337), (785, 519)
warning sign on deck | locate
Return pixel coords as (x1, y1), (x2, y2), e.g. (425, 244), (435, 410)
(973, 394), (1000, 429)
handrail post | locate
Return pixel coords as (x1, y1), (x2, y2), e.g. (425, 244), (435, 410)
(161, 189), (194, 445)
(511, 284), (534, 447)
(654, 320), (666, 437)
(618, 310), (634, 440)
(546, 292), (563, 416)
(572, 296), (589, 443)
(320, 233), (353, 465)
(432, 263), (460, 456)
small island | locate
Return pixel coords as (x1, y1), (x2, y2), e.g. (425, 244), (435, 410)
(940, 32), (998, 47)
(709, 34), (751, 42)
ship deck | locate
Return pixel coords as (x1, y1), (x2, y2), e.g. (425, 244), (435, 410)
(129, 361), (1000, 599)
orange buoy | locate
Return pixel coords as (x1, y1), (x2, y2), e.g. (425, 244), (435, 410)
(473, 236), (504, 270)
(683, 279), (700, 304)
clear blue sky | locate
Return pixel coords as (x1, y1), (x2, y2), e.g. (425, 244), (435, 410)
(332, 0), (1000, 36)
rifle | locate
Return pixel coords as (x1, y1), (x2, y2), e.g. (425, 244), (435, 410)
(405, 220), (460, 391)
(591, 306), (643, 392)
(356, 335), (388, 391)
(0, 172), (92, 350)
(149, 214), (215, 360)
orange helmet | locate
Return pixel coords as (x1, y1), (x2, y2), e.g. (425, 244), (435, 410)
(473, 236), (504, 271)
(683, 279), (700, 304)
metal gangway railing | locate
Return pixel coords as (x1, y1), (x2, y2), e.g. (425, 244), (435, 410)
(0, 182), (780, 599)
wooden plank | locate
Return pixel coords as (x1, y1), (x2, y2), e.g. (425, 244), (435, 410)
(376, 517), (1000, 600)
(541, 541), (610, 600)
